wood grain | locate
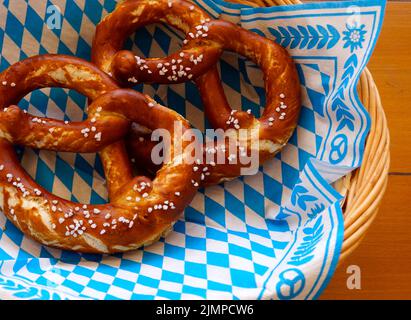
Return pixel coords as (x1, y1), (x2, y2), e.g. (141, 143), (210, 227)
(321, 2), (411, 299)
(322, 176), (411, 299)
(366, 2), (411, 173)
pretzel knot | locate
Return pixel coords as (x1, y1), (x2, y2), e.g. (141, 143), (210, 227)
(0, 55), (202, 253)
(92, 0), (301, 185)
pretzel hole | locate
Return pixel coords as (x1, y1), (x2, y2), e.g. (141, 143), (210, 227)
(124, 23), (186, 60)
(216, 51), (265, 119)
(17, 148), (107, 205)
(15, 88), (109, 205)
(17, 88), (89, 122)
(127, 124), (182, 180)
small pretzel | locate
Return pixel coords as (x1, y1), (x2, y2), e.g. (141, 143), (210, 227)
(0, 55), (201, 253)
(92, 0), (301, 185)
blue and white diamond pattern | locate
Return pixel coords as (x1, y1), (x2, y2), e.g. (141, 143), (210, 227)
(0, 0), (385, 300)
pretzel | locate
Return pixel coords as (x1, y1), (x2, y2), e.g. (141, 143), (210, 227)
(0, 54), (202, 253)
(92, 0), (301, 185)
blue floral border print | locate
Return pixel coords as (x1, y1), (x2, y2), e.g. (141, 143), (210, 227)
(0, 0), (385, 300)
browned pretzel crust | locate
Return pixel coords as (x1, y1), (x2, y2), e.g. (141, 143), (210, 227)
(92, 0), (220, 85)
(0, 55), (201, 253)
(92, 0), (301, 185)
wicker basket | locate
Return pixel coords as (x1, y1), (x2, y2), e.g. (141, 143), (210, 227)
(227, 0), (390, 263)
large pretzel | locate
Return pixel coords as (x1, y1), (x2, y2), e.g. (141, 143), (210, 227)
(0, 55), (201, 253)
(92, 0), (301, 185)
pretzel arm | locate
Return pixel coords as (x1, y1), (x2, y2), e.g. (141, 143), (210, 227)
(195, 21), (301, 152)
(110, 46), (221, 85)
(0, 54), (118, 106)
(0, 105), (130, 152)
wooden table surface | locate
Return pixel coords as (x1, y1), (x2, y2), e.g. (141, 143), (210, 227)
(321, 1), (411, 300)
